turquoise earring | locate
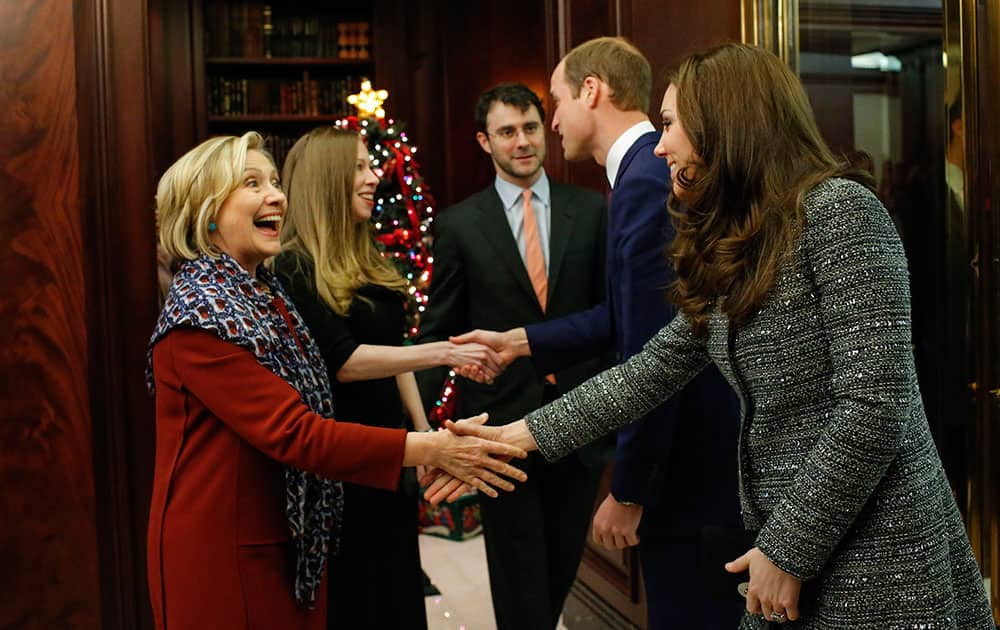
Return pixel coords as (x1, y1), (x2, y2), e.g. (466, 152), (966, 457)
(209, 222), (217, 232)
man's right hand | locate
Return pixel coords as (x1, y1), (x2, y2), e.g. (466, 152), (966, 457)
(592, 494), (643, 550)
(443, 341), (504, 382)
(450, 328), (531, 377)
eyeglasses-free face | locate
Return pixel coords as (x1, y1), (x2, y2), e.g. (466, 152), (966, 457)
(653, 84), (699, 200)
(209, 149), (286, 277)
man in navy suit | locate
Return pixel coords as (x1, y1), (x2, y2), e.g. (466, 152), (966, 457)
(453, 38), (743, 629)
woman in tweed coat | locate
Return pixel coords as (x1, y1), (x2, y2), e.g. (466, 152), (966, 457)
(434, 44), (993, 628)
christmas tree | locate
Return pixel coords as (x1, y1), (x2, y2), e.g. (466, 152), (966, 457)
(337, 80), (457, 425)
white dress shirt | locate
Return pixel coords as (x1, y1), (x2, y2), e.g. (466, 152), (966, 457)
(605, 120), (656, 188)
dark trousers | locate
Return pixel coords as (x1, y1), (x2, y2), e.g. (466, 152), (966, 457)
(638, 506), (745, 630)
(327, 479), (427, 630)
(480, 448), (602, 630)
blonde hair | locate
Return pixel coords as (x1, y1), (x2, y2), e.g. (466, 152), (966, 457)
(562, 36), (651, 112)
(156, 131), (269, 261)
(280, 127), (406, 316)
(667, 44), (873, 334)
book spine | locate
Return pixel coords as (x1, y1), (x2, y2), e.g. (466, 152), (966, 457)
(262, 5), (273, 58)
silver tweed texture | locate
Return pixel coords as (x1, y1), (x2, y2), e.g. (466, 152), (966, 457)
(525, 178), (993, 629)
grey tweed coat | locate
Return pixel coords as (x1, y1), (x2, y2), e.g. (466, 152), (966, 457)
(525, 178), (993, 628)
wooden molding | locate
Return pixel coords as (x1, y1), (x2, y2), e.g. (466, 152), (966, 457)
(75, 0), (159, 628)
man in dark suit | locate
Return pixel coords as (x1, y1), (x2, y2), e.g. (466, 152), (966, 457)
(452, 39), (743, 629)
(415, 83), (609, 630)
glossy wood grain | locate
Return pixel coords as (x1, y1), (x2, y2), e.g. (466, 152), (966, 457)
(0, 0), (100, 627)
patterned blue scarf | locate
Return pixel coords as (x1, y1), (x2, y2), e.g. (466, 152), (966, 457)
(146, 253), (344, 606)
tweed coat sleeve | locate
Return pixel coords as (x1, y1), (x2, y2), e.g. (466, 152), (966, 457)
(524, 313), (710, 461)
(753, 182), (916, 580)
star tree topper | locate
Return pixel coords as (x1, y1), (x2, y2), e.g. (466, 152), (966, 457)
(348, 78), (388, 119)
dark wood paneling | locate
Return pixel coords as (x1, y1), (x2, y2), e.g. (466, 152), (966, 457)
(77, 0), (159, 628)
(566, 0), (617, 48)
(148, 0), (199, 172)
(431, 1), (555, 207)
(0, 1), (100, 628)
(627, 0), (741, 122)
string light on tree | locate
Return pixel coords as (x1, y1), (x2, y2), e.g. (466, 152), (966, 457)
(339, 80), (457, 425)
(338, 79), (437, 345)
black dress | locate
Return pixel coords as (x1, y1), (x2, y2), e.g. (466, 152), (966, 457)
(275, 253), (427, 630)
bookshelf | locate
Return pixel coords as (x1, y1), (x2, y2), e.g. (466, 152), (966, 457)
(197, 0), (375, 167)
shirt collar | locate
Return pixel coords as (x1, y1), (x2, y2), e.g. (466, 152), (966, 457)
(605, 120), (656, 188)
(494, 170), (550, 211)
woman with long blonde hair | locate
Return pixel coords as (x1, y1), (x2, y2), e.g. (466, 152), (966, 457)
(274, 126), (499, 628)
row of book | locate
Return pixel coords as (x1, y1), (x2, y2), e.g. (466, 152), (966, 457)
(208, 75), (364, 117)
(265, 134), (300, 170)
(203, 2), (371, 59)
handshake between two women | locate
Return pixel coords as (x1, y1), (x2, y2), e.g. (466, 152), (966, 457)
(417, 413), (538, 505)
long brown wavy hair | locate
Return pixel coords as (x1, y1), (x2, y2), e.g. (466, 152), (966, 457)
(667, 44), (873, 335)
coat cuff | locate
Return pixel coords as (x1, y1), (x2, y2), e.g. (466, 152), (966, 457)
(610, 462), (651, 506)
(754, 510), (828, 581)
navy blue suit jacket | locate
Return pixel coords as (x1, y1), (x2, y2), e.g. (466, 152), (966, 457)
(525, 132), (741, 535)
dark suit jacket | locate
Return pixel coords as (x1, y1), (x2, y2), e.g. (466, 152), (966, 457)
(416, 179), (611, 466)
(525, 132), (741, 533)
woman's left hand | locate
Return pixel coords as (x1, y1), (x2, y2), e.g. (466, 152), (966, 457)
(726, 547), (801, 624)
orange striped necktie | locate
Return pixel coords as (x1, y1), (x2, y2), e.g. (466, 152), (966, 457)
(522, 189), (548, 312)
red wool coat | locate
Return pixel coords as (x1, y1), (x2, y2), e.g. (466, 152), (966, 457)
(148, 328), (407, 629)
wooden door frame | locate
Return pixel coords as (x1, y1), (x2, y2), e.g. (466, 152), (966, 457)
(74, 1), (159, 628)
(963, 0), (1000, 619)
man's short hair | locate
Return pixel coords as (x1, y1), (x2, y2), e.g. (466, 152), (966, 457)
(474, 83), (545, 133)
(562, 36), (651, 112)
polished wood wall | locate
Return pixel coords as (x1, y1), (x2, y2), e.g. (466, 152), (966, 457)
(0, 1), (99, 627)
(1, 0), (159, 628)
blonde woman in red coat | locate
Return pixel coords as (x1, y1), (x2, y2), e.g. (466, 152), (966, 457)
(147, 131), (526, 630)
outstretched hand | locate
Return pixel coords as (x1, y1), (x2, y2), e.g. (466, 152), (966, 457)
(420, 414), (527, 503)
(422, 416), (538, 504)
(726, 547), (801, 624)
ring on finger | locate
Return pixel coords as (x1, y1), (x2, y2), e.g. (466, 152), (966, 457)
(770, 611), (786, 622)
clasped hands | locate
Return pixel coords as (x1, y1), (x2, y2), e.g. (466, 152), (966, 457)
(419, 413), (538, 505)
(446, 328), (526, 383)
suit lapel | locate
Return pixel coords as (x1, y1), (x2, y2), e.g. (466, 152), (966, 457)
(476, 188), (540, 310)
(546, 183), (575, 300)
(614, 131), (659, 188)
